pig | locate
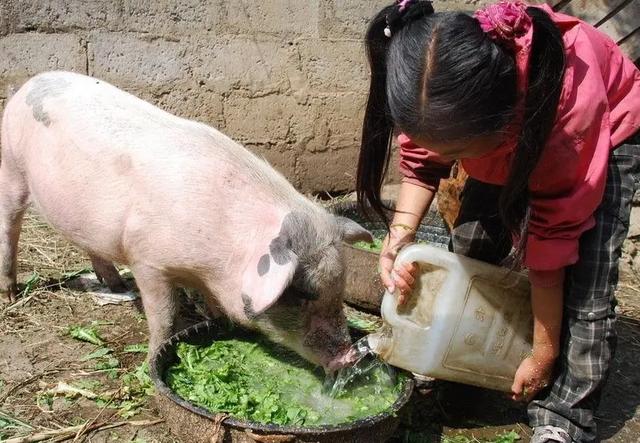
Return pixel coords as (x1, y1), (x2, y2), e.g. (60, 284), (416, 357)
(0, 71), (372, 371)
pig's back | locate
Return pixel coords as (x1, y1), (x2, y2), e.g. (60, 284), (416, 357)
(8, 71), (215, 160)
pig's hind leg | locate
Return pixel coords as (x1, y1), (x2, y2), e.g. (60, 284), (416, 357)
(89, 254), (128, 293)
(0, 154), (29, 304)
(130, 265), (177, 355)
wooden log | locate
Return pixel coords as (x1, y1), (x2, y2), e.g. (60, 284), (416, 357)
(597, 1), (640, 43)
(619, 28), (640, 61)
(559, 0), (628, 26)
(526, 1), (562, 8)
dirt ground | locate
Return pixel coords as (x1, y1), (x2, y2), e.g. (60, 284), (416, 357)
(1, 211), (639, 443)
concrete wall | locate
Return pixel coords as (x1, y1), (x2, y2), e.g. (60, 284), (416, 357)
(0, 0), (490, 194)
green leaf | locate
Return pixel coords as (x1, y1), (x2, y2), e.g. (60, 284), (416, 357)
(61, 268), (93, 279)
(80, 347), (112, 361)
(123, 344), (149, 354)
(493, 431), (520, 443)
(95, 357), (120, 370)
(68, 326), (104, 346)
(20, 271), (43, 297)
(90, 320), (114, 327)
(352, 238), (384, 253)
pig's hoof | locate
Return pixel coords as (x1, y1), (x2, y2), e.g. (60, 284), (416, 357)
(106, 279), (129, 294)
(0, 288), (16, 305)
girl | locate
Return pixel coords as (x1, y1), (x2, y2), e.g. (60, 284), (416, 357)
(356, 1), (640, 442)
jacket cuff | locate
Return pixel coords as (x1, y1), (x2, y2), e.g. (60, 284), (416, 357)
(401, 176), (440, 193)
(525, 235), (580, 270)
(528, 268), (565, 288)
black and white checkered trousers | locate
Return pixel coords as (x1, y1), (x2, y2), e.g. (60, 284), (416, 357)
(449, 132), (640, 443)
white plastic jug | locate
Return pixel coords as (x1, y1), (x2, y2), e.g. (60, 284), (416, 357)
(368, 243), (532, 392)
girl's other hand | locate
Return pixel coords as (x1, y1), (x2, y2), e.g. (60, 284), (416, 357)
(511, 354), (555, 402)
(379, 226), (419, 304)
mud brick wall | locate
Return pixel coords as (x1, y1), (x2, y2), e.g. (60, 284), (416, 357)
(0, 1), (493, 194)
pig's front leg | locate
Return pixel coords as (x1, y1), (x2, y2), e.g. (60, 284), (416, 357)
(89, 255), (128, 293)
(131, 265), (177, 355)
(0, 165), (29, 304)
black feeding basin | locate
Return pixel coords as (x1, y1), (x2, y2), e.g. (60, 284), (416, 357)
(149, 321), (415, 443)
(330, 200), (450, 313)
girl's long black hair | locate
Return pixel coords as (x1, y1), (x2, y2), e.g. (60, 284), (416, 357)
(356, 1), (566, 256)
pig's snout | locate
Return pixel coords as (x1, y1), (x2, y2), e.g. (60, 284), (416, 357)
(303, 324), (353, 371)
(325, 346), (358, 372)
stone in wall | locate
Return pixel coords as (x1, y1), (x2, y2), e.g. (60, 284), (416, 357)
(297, 147), (360, 193)
(88, 32), (189, 92)
(304, 93), (366, 153)
(135, 85), (226, 129)
(124, 0), (219, 35)
(0, 33), (86, 96)
(296, 39), (369, 93)
(190, 36), (297, 96)
(0, 0), (124, 35)
(249, 142), (299, 186)
(220, 0), (320, 38)
(629, 206), (640, 238)
(319, 0), (391, 39)
(224, 93), (310, 147)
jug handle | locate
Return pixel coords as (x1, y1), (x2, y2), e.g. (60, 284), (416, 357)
(381, 243), (454, 329)
(380, 244), (443, 329)
(394, 243), (449, 267)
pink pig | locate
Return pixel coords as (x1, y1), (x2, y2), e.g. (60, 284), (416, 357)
(0, 71), (372, 370)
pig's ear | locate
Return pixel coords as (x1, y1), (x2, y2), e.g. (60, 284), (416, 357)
(335, 216), (374, 244)
(241, 239), (298, 317)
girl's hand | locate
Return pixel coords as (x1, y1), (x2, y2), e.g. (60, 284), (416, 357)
(379, 226), (418, 304)
(511, 353), (556, 402)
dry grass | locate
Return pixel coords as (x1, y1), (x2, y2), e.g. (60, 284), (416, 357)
(16, 210), (89, 279)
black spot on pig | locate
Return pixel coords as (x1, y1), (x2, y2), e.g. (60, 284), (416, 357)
(25, 75), (70, 127)
(242, 292), (257, 319)
(257, 254), (270, 276)
(269, 211), (318, 265)
(269, 235), (292, 265)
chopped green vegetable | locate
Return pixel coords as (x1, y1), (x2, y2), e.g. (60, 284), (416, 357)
(68, 326), (104, 346)
(353, 236), (428, 253)
(166, 334), (406, 427)
(20, 271), (43, 297)
(346, 312), (382, 333)
(352, 237), (384, 253)
(61, 268), (93, 279)
(97, 357), (120, 369)
(81, 347), (112, 361)
(90, 320), (115, 327)
(122, 361), (154, 397)
(123, 344), (149, 354)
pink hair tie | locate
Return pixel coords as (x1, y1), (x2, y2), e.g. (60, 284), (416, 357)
(397, 0), (413, 11)
(474, 1), (535, 130)
(474, 1), (532, 44)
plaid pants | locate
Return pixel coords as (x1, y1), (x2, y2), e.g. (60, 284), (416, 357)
(450, 133), (640, 442)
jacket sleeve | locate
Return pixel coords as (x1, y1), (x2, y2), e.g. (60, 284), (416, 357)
(525, 108), (611, 272)
(398, 133), (454, 192)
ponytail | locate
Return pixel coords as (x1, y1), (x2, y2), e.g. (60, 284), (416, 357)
(356, 5), (396, 222)
(356, 1), (435, 223)
(499, 7), (566, 249)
